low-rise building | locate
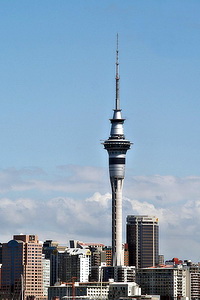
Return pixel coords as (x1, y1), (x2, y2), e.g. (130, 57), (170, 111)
(108, 282), (141, 300)
(48, 282), (109, 300)
(136, 265), (190, 300)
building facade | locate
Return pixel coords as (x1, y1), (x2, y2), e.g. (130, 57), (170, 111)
(48, 282), (110, 300)
(126, 215), (159, 268)
(43, 240), (67, 286)
(42, 255), (50, 297)
(1, 234), (45, 299)
(136, 265), (190, 300)
(58, 248), (91, 283)
(102, 266), (135, 283)
(108, 282), (141, 300)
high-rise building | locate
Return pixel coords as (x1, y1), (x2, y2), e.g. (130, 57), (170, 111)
(103, 246), (112, 267)
(123, 243), (129, 266)
(58, 248), (91, 283)
(43, 240), (67, 286)
(188, 263), (200, 300)
(90, 246), (106, 268)
(126, 215), (159, 268)
(103, 36), (131, 266)
(43, 240), (59, 286)
(42, 254), (50, 298)
(1, 234), (45, 299)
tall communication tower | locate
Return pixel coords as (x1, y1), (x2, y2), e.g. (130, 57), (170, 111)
(103, 36), (132, 266)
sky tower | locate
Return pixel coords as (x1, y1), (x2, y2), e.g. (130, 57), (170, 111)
(103, 37), (132, 266)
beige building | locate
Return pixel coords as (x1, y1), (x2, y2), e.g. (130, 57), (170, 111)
(1, 234), (46, 299)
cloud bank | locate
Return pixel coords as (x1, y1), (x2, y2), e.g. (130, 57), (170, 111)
(0, 165), (200, 262)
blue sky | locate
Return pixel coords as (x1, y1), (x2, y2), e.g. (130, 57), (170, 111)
(1, 0), (200, 261)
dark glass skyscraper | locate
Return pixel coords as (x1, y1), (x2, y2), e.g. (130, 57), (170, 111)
(126, 215), (159, 268)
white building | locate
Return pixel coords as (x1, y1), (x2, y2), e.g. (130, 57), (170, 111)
(58, 248), (91, 283)
(42, 254), (50, 297)
(48, 282), (109, 300)
(48, 281), (162, 300)
(108, 282), (141, 300)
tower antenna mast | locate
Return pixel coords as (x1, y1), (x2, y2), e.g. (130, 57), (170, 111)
(116, 33), (120, 110)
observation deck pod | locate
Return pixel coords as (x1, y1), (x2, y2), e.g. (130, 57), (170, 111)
(103, 139), (131, 179)
(103, 139), (131, 152)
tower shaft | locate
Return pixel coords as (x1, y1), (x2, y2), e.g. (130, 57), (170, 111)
(111, 178), (123, 266)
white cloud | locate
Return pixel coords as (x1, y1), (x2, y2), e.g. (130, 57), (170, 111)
(125, 174), (200, 204)
(0, 166), (200, 261)
(124, 197), (177, 227)
(86, 192), (111, 207)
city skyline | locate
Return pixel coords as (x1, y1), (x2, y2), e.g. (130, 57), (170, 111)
(0, 1), (200, 262)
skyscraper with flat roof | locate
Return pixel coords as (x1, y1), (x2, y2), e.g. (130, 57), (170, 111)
(126, 215), (159, 268)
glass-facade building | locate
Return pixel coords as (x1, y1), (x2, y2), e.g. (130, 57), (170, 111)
(126, 215), (159, 268)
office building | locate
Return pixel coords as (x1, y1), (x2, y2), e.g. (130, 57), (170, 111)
(102, 266), (135, 283)
(103, 36), (131, 266)
(181, 260), (200, 300)
(158, 254), (164, 265)
(42, 255), (50, 297)
(126, 215), (159, 268)
(90, 246), (106, 268)
(71, 241), (107, 268)
(123, 243), (129, 266)
(136, 265), (189, 300)
(103, 246), (112, 267)
(1, 234), (45, 299)
(43, 240), (65, 286)
(58, 248), (91, 283)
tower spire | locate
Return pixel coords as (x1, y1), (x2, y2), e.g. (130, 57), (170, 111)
(116, 34), (120, 110)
